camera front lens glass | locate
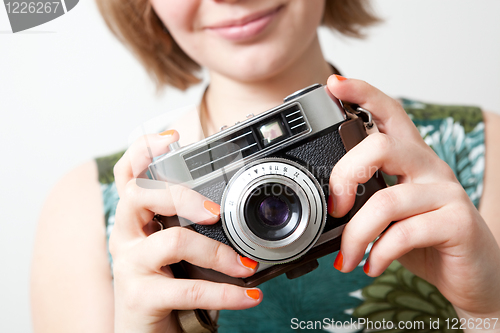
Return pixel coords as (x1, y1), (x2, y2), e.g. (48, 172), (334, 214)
(258, 196), (290, 227)
(244, 183), (302, 241)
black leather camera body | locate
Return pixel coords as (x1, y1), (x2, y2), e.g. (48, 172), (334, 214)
(148, 84), (386, 287)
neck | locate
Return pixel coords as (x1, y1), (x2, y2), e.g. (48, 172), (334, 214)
(203, 34), (333, 136)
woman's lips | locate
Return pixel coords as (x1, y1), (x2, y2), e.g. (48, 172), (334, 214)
(205, 6), (284, 42)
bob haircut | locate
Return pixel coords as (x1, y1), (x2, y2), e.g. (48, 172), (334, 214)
(96, 0), (380, 91)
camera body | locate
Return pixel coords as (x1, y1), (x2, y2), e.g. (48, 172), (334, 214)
(148, 84), (386, 287)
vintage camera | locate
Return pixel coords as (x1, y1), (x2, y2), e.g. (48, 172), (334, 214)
(148, 84), (386, 287)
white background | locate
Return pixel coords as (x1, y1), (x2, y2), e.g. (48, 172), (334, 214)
(1, 1), (499, 332)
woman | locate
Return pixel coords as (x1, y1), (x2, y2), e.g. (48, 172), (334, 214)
(31, 0), (500, 332)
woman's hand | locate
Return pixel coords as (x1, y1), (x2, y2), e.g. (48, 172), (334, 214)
(111, 130), (262, 333)
(327, 75), (500, 320)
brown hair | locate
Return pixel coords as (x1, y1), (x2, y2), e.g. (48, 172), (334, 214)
(96, 0), (380, 91)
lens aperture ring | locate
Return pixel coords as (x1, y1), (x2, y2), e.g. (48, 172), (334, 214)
(239, 176), (309, 249)
(221, 158), (326, 264)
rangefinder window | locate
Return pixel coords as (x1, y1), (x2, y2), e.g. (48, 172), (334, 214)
(258, 118), (289, 147)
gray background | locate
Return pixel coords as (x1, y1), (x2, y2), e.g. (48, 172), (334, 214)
(1, 1), (500, 332)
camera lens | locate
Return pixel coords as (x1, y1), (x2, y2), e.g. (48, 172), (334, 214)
(258, 196), (289, 227)
(222, 159), (327, 263)
(244, 183), (302, 241)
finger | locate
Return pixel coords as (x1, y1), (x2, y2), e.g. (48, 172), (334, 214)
(149, 279), (262, 311)
(335, 182), (458, 273)
(113, 179), (220, 240)
(361, 206), (466, 278)
(134, 227), (258, 278)
(327, 75), (423, 144)
(329, 132), (455, 218)
(114, 130), (180, 197)
(365, 205), (500, 315)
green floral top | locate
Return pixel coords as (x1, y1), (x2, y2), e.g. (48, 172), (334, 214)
(95, 100), (484, 333)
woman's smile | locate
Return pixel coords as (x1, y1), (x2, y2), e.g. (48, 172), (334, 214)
(203, 5), (285, 42)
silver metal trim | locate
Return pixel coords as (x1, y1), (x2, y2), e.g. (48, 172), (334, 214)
(148, 85), (347, 188)
(153, 215), (164, 231)
(184, 130), (253, 161)
(236, 175), (310, 249)
(178, 101), (312, 186)
(340, 101), (374, 129)
(285, 110), (301, 118)
(189, 143), (258, 172)
(290, 122), (307, 130)
(169, 142), (181, 152)
(288, 116), (304, 124)
(283, 83), (323, 103)
(356, 107), (374, 129)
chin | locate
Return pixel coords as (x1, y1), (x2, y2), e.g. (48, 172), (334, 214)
(218, 53), (292, 82)
(205, 33), (313, 83)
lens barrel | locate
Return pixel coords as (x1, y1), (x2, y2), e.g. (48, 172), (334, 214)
(244, 183), (302, 241)
(221, 158), (326, 264)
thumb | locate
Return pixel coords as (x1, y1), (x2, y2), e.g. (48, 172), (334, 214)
(327, 75), (421, 143)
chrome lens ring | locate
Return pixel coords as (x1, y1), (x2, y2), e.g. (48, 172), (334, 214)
(237, 175), (310, 249)
(221, 158), (326, 264)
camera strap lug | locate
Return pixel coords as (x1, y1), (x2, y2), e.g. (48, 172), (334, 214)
(341, 102), (374, 129)
(354, 106), (374, 129)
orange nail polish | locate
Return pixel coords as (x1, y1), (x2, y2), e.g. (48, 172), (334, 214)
(246, 289), (260, 300)
(334, 74), (347, 81)
(239, 256), (258, 270)
(363, 260), (370, 274)
(203, 201), (220, 216)
(334, 251), (343, 271)
(160, 129), (175, 136)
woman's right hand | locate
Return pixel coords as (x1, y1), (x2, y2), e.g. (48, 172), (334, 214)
(111, 130), (262, 333)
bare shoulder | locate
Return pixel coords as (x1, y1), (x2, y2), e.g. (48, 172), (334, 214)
(479, 111), (500, 243)
(31, 161), (114, 333)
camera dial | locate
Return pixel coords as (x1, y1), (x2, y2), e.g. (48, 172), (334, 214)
(221, 158), (326, 264)
(283, 84), (323, 103)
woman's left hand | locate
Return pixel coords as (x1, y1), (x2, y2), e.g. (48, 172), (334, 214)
(326, 75), (500, 319)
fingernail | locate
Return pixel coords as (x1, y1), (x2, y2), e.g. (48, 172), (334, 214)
(327, 195), (335, 216)
(333, 251), (343, 271)
(203, 201), (220, 216)
(334, 74), (347, 81)
(160, 129), (175, 136)
(246, 289), (260, 300)
(363, 260), (370, 274)
(238, 255), (258, 270)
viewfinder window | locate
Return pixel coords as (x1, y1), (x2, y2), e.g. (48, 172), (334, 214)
(259, 120), (285, 145)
